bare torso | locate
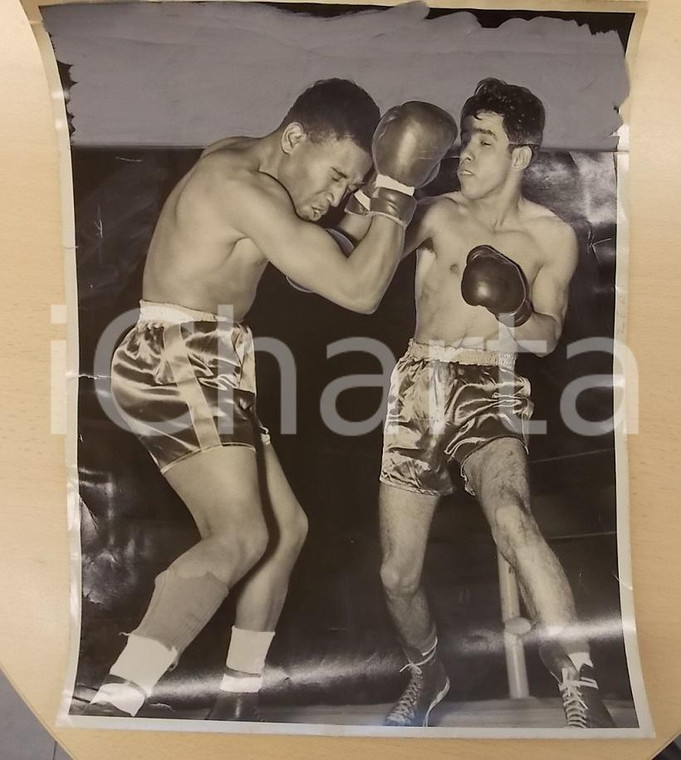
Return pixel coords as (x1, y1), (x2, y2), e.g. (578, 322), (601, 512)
(414, 192), (564, 349)
(143, 137), (269, 320)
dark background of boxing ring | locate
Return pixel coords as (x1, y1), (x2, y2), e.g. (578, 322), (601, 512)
(69, 146), (634, 717)
(48, 5), (640, 721)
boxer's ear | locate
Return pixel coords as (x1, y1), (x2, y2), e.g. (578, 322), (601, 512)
(281, 122), (307, 155)
(511, 145), (532, 171)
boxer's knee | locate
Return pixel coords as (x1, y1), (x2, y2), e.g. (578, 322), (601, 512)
(281, 505), (308, 557)
(227, 520), (270, 575)
(488, 494), (541, 563)
(185, 520), (269, 584)
(260, 502), (309, 566)
(380, 555), (422, 601)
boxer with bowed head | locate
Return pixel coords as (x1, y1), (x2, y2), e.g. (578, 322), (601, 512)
(346, 78), (615, 728)
(85, 78), (456, 721)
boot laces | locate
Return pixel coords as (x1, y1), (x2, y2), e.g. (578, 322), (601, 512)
(387, 663), (424, 724)
(558, 667), (597, 728)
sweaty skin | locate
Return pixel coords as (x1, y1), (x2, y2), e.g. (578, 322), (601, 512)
(143, 128), (404, 318)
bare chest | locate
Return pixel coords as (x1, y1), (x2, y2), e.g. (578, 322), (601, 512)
(417, 218), (544, 295)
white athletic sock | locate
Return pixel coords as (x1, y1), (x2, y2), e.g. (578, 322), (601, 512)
(91, 681), (146, 717)
(219, 673), (264, 694)
(403, 626), (438, 665)
(411, 636), (439, 667)
(91, 636), (177, 716)
(222, 626), (275, 690)
(107, 634), (177, 704)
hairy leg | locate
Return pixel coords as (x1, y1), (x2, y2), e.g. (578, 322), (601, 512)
(379, 483), (439, 654)
(463, 438), (586, 651)
(379, 484), (451, 727)
(464, 439), (616, 727)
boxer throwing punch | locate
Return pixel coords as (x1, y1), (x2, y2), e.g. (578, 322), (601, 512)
(346, 78), (616, 729)
(86, 79), (456, 721)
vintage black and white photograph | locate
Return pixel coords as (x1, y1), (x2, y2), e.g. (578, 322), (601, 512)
(28, 0), (650, 737)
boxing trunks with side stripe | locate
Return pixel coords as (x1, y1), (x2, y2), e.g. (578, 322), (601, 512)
(111, 301), (270, 473)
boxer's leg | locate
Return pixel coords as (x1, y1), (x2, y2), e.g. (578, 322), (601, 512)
(380, 483), (438, 649)
(463, 439), (581, 642)
(233, 444), (308, 630)
(208, 444), (308, 720)
(463, 437), (615, 727)
(379, 483), (450, 727)
(89, 446), (268, 717)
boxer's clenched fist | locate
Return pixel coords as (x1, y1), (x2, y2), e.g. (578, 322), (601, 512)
(461, 244), (533, 326)
(347, 103), (457, 227)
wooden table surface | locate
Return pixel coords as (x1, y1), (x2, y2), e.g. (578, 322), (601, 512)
(1, 0), (680, 758)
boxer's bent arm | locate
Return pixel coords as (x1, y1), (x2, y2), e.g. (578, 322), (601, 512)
(337, 208), (415, 263)
(337, 209), (371, 243)
(337, 196), (437, 261)
(233, 176), (404, 313)
(513, 223), (578, 355)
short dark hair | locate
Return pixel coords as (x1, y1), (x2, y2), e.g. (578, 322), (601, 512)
(461, 78), (545, 159)
(281, 79), (380, 154)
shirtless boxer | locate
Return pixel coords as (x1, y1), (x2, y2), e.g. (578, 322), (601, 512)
(84, 79), (456, 721)
(347, 78), (615, 728)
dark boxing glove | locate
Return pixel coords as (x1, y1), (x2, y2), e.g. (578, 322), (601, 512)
(287, 227), (354, 293)
(461, 245), (533, 326)
(346, 163), (443, 218)
(365, 102), (457, 227)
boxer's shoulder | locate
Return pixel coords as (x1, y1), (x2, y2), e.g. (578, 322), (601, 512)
(418, 192), (466, 221)
(410, 193), (463, 246)
(199, 135), (257, 160)
(521, 202), (577, 268)
(193, 138), (264, 187)
(187, 148), (289, 213)
(437, 190), (466, 207)
(426, 192), (469, 235)
(527, 204), (575, 241)
(520, 198), (567, 229)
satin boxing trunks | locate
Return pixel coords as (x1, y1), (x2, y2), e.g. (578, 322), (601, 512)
(111, 301), (270, 473)
(380, 340), (533, 496)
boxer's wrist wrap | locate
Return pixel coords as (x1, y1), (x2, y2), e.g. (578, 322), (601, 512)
(369, 187), (417, 228)
(374, 173), (415, 196)
(509, 299), (533, 327)
(346, 189), (371, 217)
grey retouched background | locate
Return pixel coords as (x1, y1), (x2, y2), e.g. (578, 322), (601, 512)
(42, 1), (629, 150)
